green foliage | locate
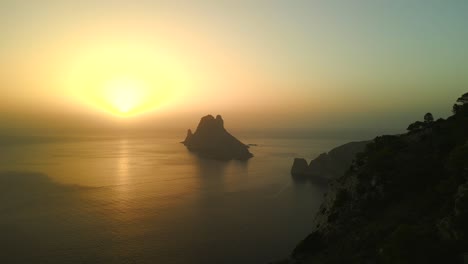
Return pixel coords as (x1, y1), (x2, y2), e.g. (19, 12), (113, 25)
(452, 187), (468, 243)
(334, 189), (351, 208)
(424, 112), (434, 123)
(292, 92), (468, 263)
(381, 224), (460, 264)
(453, 104), (460, 114)
(456, 92), (468, 105)
(448, 144), (468, 172)
(435, 177), (459, 196)
(407, 113), (435, 132)
(364, 136), (408, 179)
(453, 92), (468, 115)
(407, 121), (425, 132)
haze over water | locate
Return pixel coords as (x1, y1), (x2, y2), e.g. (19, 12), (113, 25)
(0, 133), (351, 263)
(2, 1), (468, 263)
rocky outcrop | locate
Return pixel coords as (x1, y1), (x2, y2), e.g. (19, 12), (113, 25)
(286, 95), (468, 263)
(291, 158), (309, 176)
(291, 141), (370, 179)
(184, 129), (194, 143)
(182, 115), (253, 160)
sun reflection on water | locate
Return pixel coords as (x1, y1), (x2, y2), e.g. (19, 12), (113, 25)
(117, 139), (130, 185)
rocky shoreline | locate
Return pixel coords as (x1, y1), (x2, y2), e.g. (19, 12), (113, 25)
(280, 93), (468, 263)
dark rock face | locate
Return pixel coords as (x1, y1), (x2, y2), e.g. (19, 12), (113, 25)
(185, 129), (193, 143)
(291, 141), (369, 179)
(287, 94), (468, 263)
(291, 158), (309, 176)
(182, 115), (253, 160)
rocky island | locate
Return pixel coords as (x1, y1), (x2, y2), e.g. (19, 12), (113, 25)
(182, 114), (253, 160)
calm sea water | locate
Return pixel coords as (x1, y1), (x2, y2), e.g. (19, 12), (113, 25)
(0, 134), (348, 264)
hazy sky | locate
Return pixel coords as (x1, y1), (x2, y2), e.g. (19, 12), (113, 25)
(1, 0), (467, 135)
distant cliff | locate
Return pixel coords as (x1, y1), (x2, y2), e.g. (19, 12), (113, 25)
(291, 141), (369, 179)
(182, 115), (253, 160)
(281, 93), (468, 263)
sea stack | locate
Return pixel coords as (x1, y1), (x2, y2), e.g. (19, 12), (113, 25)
(182, 115), (253, 160)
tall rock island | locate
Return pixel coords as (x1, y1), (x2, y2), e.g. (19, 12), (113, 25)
(182, 115), (253, 160)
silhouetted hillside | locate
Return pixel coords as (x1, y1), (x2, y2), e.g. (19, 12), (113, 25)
(182, 115), (253, 160)
(283, 93), (468, 263)
(291, 141), (370, 180)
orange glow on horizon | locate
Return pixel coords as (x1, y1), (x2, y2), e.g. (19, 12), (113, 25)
(62, 40), (192, 117)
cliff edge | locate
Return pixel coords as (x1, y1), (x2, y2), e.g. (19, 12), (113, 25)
(291, 141), (370, 179)
(284, 93), (468, 263)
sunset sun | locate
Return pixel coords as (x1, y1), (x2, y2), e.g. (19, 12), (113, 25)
(64, 41), (190, 117)
(103, 77), (147, 116)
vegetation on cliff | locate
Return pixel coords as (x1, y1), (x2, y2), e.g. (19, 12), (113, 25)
(289, 93), (468, 263)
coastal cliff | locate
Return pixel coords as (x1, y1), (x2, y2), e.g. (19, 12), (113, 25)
(284, 93), (468, 263)
(182, 115), (253, 160)
(291, 141), (369, 179)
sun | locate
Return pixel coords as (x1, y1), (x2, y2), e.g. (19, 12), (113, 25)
(103, 77), (146, 116)
(64, 41), (191, 117)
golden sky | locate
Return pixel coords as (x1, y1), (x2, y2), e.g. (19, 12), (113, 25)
(1, 1), (468, 134)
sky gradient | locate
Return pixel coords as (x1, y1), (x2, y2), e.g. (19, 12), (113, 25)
(1, 0), (468, 135)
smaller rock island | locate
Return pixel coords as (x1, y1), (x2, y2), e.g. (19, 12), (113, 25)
(182, 115), (253, 160)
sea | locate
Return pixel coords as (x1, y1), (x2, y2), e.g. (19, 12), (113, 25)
(0, 132), (355, 264)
